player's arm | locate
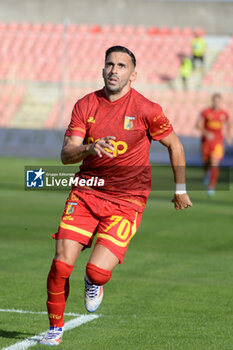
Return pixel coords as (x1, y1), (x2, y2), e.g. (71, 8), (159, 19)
(225, 117), (232, 145)
(61, 135), (116, 164)
(159, 131), (192, 210)
(196, 114), (207, 136)
(196, 114), (204, 132)
(196, 113), (213, 140)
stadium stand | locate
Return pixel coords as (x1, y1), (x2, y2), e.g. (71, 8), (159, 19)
(0, 22), (193, 84)
(0, 22), (233, 138)
(203, 35), (233, 88)
(0, 85), (25, 127)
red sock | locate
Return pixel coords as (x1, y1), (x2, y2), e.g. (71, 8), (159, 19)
(47, 259), (74, 327)
(209, 167), (219, 190)
(86, 263), (112, 285)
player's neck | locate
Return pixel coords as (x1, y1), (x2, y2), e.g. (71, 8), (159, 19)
(104, 86), (131, 102)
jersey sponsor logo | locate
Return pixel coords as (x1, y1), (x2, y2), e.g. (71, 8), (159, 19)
(87, 116), (95, 123)
(207, 120), (222, 130)
(124, 116), (135, 130)
(87, 137), (128, 157)
(26, 168), (45, 188)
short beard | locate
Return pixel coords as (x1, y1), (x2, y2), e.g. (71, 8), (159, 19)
(105, 84), (122, 94)
(104, 77), (128, 94)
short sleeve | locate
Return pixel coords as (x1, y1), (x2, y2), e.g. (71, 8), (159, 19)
(148, 104), (173, 141)
(65, 101), (86, 138)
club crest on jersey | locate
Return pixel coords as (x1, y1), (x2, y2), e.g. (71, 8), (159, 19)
(124, 116), (135, 130)
(66, 202), (77, 215)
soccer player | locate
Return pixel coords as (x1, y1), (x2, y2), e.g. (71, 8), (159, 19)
(179, 56), (193, 90)
(191, 29), (206, 70)
(196, 93), (231, 196)
(40, 46), (192, 346)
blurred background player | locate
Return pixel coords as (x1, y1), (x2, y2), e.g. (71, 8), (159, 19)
(196, 93), (231, 196)
(179, 56), (193, 90)
(191, 28), (206, 71)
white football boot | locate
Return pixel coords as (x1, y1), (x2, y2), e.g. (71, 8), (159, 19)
(40, 326), (64, 346)
(84, 276), (103, 312)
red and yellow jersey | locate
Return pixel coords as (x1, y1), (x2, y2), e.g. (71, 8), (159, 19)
(201, 107), (229, 142)
(65, 88), (173, 212)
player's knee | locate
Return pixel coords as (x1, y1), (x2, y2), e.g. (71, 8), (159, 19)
(86, 263), (112, 286)
(49, 259), (74, 279)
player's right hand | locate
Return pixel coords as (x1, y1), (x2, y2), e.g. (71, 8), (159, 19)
(88, 136), (116, 158)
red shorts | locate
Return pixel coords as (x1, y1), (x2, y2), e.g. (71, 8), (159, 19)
(53, 191), (142, 263)
(202, 141), (224, 163)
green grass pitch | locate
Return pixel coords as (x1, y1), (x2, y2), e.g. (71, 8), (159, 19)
(0, 156), (233, 350)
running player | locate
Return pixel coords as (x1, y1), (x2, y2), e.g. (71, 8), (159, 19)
(40, 46), (192, 346)
(196, 93), (231, 196)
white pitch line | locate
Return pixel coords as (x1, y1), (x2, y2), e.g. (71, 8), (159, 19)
(1, 314), (100, 350)
(0, 308), (81, 317)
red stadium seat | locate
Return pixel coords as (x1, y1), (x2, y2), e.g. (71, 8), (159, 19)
(90, 24), (101, 34)
(43, 22), (54, 33)
(31, 22), (43, 33)
(194, 27), (205, 36)
(170, 27), (181, 36)
(78, 24), (89, 33)
(182, 27), (193, 37)
(0, 22), (7, 32)
(159, 27), (170, 35)
(135, 25), (147, 36)
(148, 26), (159, 36)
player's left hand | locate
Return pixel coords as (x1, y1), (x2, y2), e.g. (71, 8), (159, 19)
(172, 193), (192, 210)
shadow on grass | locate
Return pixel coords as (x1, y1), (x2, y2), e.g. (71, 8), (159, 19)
(0, 329), (34, 339)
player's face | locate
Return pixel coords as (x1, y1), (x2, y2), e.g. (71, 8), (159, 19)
(103, 52), (136, 94)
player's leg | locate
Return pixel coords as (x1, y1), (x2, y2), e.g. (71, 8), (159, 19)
(84, 244), (119, 312)
(202, 141), (211, 186)
(41, 191), (98, 345)
(208, 143), (223, 195)
(40, 240), (83, 346)
(208, 157), (220, 195)
(200, 55), (205, 73)
(47, 240), (84, 326)
(182, 76), (187, 91)
(191, 55), (194, 68)
(84, 206), (142, 313)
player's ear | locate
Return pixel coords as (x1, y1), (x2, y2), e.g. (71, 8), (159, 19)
(102, 68), (105, 78)
(129, 71), (137, 83)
